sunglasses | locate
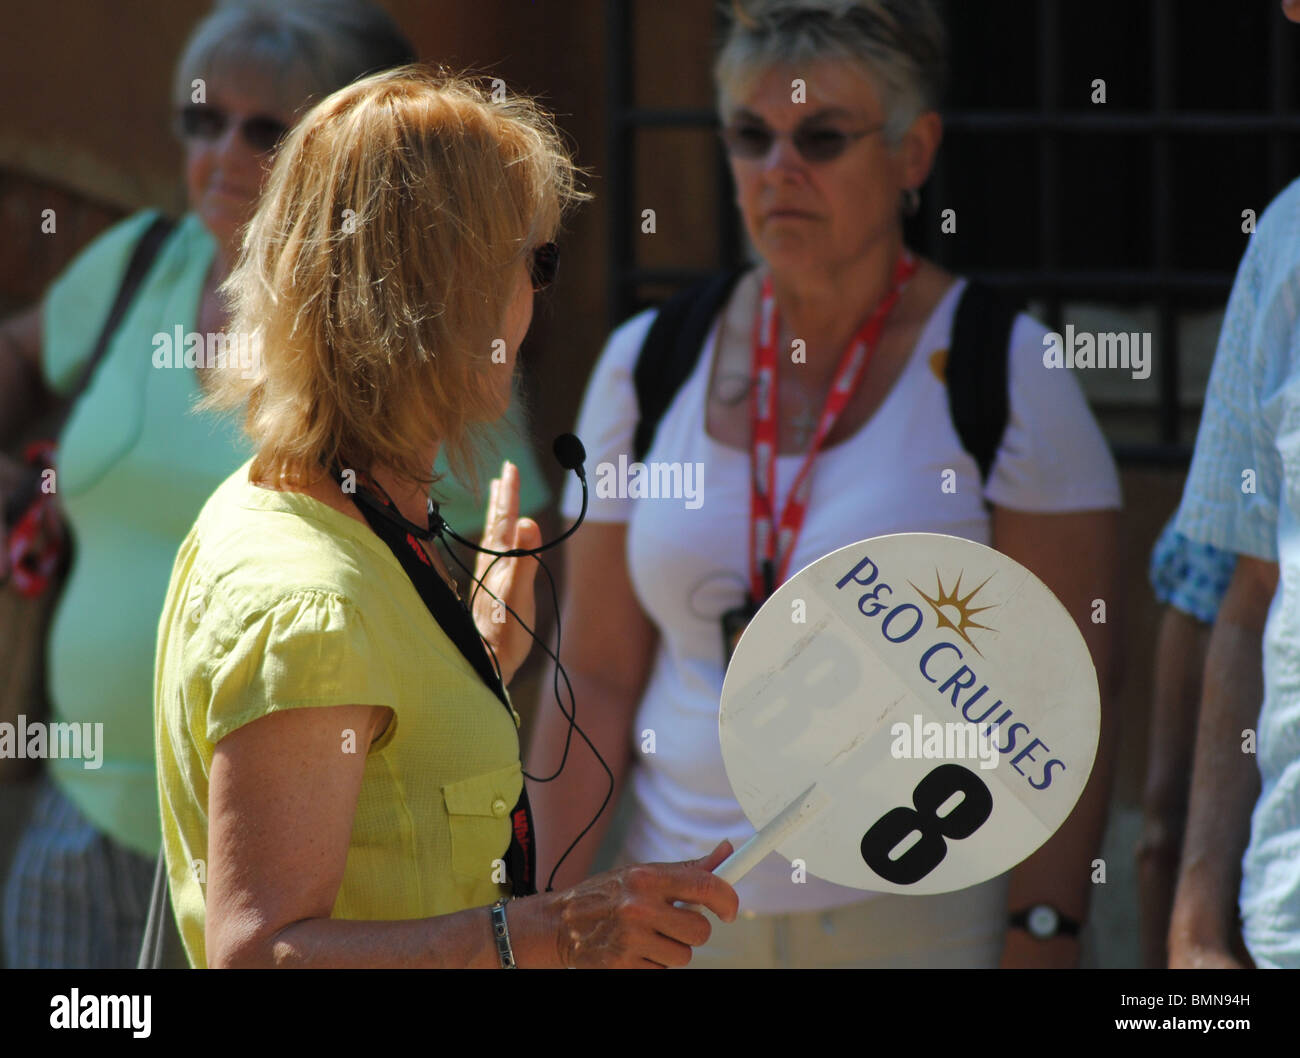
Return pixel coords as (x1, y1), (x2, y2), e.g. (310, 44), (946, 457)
(720, 120), (885, 164)
(176, 103), (289, 154)
(529, 242), (560, 291)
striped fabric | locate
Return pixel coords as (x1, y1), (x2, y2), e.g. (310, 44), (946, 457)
(1175, 175), (1300, 968)
(2, 774), (154, 968)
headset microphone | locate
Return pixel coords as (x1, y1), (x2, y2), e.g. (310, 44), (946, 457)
(430, 432), (587, 557)
(342, 433), (587, 552)
(551, 432), (587, 476)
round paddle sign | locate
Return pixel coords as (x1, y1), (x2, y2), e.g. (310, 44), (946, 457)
(717, 532), (1100, 896)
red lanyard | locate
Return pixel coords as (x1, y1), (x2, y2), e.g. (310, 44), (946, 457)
(748, 253), (917, 603)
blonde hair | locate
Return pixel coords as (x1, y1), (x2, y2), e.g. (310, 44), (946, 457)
(716, 0), (947, 144)
(201, 66), (589, 491)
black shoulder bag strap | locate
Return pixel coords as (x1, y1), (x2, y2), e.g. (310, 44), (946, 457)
(945, 280), (1023, 486)
(69, 213), (176, 398)
(632, 268), (747, 463)
(345, 484), (537, 897)
(6, 213), (174, 526)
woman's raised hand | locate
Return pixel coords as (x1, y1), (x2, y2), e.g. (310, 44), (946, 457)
(472, 460), (541, 685)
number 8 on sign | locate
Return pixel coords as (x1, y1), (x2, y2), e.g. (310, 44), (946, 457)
(860, 764), (993, 885)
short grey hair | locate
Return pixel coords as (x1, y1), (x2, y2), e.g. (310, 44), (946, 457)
(172, 0), (417, 118)
(715, 0), (948, 145)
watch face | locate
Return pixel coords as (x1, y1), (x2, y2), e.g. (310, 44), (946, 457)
(1027, 905), (1060, 939)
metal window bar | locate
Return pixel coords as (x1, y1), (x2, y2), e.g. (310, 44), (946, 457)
(1037, 0), (1061, 339)
(605, 0), (633, 329)
(605, 2), (739, 326)
(1154, 0), (1178, 449)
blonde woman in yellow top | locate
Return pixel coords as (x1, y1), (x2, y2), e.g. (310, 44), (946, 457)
(153, 67), (738, 969)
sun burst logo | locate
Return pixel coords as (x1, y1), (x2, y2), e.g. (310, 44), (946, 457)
(909, 570), (997, 656)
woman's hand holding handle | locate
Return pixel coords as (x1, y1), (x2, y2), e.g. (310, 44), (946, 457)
(512, 840), (740, 968)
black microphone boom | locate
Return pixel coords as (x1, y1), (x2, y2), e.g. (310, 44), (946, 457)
(432, 433), (588, 557)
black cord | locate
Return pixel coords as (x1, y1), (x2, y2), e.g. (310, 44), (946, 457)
(456, 546), (580, 785)
(436, 532), (616, 893)
(334, 458), (614, 893)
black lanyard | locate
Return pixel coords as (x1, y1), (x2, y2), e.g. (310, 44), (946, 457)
(335, 468), (537, 897)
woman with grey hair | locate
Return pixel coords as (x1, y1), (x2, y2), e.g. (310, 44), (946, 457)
(0, 0), (438, 968)
(530, 0), (1122, 968)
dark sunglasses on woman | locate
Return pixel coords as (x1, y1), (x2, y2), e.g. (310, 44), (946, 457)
(176, 103), (289, 154)
(529, 242), (560, 292)
(720, 119), (885, 164)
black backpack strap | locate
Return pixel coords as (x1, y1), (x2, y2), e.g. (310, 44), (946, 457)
(68, 212), (176, 399)
(946, 280), (1023, 485)
(632, 268), (748, 463)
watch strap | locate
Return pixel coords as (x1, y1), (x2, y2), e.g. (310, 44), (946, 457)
(491, 898), (516, 968)
(1009, 905), (1081, 938)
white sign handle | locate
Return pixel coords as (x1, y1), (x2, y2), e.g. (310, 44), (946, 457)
(713, 782), (829, 886)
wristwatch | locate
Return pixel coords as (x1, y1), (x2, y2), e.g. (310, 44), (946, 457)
(1009, 904), (1081, 940)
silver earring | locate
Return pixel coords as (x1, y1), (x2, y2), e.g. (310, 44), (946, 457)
(902, 187), (921, 217)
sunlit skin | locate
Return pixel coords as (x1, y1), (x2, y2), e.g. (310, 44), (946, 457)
(181, 73), (297, 278)
(721, 59), (941, 369)
(725, 63), (912, 274)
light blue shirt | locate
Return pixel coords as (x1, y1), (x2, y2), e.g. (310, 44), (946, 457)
(1149, 514), (1236, 624)
(1175, 176), (1300, 968)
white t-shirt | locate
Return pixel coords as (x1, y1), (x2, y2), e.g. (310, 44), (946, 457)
(561, 277), (1121, 913)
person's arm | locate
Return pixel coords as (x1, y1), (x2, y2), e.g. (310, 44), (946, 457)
(1136, 606), (1211, 967)
(1167, 554), (1275, 968)
(206, 701), (737, 968)
(524, 519), (658, 891)
(992, 506), (1121, 969)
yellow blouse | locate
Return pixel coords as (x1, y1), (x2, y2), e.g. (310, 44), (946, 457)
(154, 459), (521, 968)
